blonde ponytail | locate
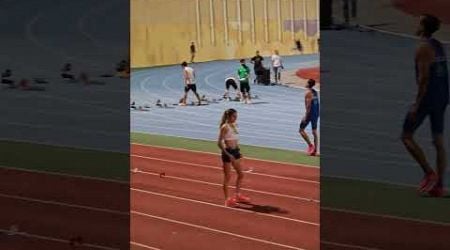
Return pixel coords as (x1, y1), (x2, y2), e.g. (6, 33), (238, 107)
(219, 108), (237, 128)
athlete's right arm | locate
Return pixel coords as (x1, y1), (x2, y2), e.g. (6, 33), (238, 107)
(183, 69), (188, 84)
(218, 126), (228, 150)
(414, 43), (434, 106)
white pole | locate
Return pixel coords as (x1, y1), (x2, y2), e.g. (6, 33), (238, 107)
(196, 0), (202, 46)
(290, 0), (295, 40)
(209, 0), (215, 45)
(316, 0), (320, 38)
(277, 0), (282, 42)
(303, 0), (308, 40)
(237, 0), (242, 44)
(223, 0), (229, 45)
(264, 0), (269, 43)
(250, 0), (255, 43)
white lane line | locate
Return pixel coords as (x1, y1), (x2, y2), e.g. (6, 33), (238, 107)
(357, 24), (450, 44)
(0, 228), (120, 250)
(132, 169), (319, 203)
(130, 241), (161, 250)
(131, 210), (306, 250)
(131, 143), (320, 169)
(0, 193), (128, 216)
(321, 241), (382, 250)
(131, 188), (319, 226)
(0, 165), (127, 184)
(131, 154), (319, 184)
(322, 207), (450, 226)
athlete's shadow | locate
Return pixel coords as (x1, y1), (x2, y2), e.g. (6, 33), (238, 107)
(236, 202), (289, 214)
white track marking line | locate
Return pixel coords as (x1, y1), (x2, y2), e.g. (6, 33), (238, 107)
(130, 241), (161, 250)
(131, 210), (306, 250)
(131, 188), (318, 226)
(322, 207), (450, 226)
(321, 241), (382, 250)
(131, 154), (319, 184)
(0, 138), (126, 154)
(357, 24), (450, 44)
(132, 169), (319, 203)
(0, 165), (127, 184)
(0, 228), (120, 250)
(131, 143), (320, 169)
(0, 193), (128, 216)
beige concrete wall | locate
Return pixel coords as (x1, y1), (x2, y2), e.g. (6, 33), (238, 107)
(131, 0), (319, 68)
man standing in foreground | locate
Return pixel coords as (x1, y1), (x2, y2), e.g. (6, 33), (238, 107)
(401, 14), (448, 197)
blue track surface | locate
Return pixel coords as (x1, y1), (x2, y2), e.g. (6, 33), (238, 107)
(131, 55), (320, 151)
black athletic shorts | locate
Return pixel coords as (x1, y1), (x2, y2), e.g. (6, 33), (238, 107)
(184, 84), (197, 93)
(240, 80), (250, 94)
(221, 147), (242, 163)
(300, 114), (319, 130)
(403, 103), (446, 135)
(225, 79), (238, 90)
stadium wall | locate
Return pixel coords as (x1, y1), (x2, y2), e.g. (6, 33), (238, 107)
(131, 0), (319, 67)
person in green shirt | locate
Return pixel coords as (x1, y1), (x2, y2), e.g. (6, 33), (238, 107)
(238, 59), (251, 104)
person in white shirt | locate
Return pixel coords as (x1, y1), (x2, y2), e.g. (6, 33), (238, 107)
(180, 61), (202, 106)
(271, 50), (284, 84)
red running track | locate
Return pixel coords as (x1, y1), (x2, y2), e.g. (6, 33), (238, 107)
(131, 144), (319, 182)
(131, 144), (320, 250)
(392, 0), (450, 24)
(0, 167), (129, 250)
(296, 67), (320, 83)
(321, 208), (450, 250)
(132, 144), (450, 250)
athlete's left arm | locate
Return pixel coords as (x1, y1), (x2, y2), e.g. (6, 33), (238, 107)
(304, 91), (312, 119)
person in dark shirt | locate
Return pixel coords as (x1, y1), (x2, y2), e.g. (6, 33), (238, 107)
(190, 42), (196, 63)
(295, 40), (303, 52)
(250, 51), (264, 84)
(401, 14), (448, 197)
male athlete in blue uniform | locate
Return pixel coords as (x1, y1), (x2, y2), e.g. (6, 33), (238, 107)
(300, 79), (319, 156)
(401, 14), (448, 197)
